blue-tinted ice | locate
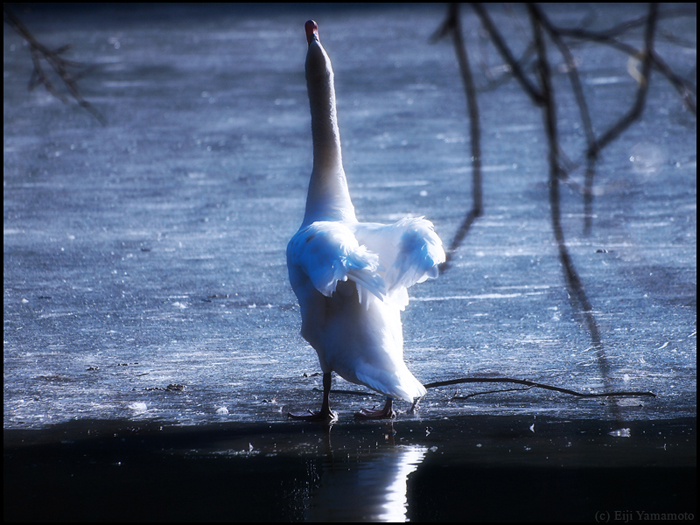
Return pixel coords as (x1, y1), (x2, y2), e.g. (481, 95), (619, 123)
(4, 4), (696, 430)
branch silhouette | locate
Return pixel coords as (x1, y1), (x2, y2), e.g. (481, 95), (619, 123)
(424, 376), (656, 398)
(4, 5), (106, 125)
(430, 3), (689, 422)
(432, 3), (483, 272)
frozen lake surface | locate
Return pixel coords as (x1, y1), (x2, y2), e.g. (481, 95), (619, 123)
(4, 4), (696, 428)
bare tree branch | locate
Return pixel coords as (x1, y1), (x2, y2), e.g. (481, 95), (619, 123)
(526, 2), (626, 423)
(432, 3), (483, 272)
(557, 15), (695, 117)
(531, 5), (600, 235)
(562, 5), (694, 39)
(471, 3), (545, 105)
(587, 4), (659, 158)
(425, 376), (656, 398)
(4, 5), (106, 125)
(427, 3), (688, 418)
(547, 5), (690, 233)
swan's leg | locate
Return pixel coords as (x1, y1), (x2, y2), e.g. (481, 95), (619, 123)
(355, 397), (396, 420)
(288, 372), (338, 421)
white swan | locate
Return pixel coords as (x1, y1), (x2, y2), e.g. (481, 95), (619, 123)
(287, 20), (445, 420)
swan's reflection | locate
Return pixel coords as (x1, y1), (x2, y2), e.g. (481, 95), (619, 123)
(305, 436), (427, 522)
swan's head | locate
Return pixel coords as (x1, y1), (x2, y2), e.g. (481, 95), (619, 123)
(305, 20), (319, 45)
(305, 20), (332, 82)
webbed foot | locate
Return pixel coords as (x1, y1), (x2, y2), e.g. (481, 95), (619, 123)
(288, 408), (337, 422)
(288, 372), (337, 422)
(355, 398), (395, 420)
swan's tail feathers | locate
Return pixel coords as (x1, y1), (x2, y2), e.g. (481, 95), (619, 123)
(385, 217), (446, 293)
(385, 287), (410, 311)
(357, 366), (427, 404)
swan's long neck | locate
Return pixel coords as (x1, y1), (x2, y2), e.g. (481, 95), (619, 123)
(303, 33), (357, 226)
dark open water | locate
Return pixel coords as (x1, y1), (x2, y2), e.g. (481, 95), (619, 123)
(4, 416), (696, 521)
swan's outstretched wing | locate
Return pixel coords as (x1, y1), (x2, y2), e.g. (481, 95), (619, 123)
(385, 217), (445, 290)
(287, 221), (386, 306)
(354, 217), (445, 308)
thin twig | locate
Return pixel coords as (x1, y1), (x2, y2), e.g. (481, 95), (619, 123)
(473, 4), (537, 93)
(472, 3), (545, 105)
(587, 4), (659, 158)
(425, 377), (656, 398)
